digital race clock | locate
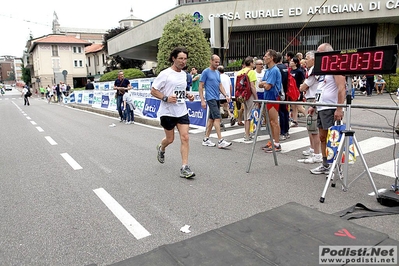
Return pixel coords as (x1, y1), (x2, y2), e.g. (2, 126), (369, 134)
(313, 45), (398, 75)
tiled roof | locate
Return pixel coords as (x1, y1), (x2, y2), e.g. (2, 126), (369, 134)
(29, 34), (92, 52)
(85, 43), (104, 54)
(34, 35), (91, 45)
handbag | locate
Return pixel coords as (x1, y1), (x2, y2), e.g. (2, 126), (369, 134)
(249, 104), (260, 133)
(326, 122), (356, 164)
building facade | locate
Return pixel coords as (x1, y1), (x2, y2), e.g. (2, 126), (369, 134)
(85, 43), (107, 81)
(108, 0), (399, 66)
(0, 56), (22, 84)
(27, 35), (91, 90)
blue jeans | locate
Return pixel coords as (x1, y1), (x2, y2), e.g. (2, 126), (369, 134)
(116, 95), (124, 120)
(124, 104), (134, 122)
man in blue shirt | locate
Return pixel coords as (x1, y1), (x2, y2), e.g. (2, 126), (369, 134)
(199, 54), (232, 149)
(259, 49), (282, 152)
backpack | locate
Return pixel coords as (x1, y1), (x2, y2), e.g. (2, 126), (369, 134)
(26, 87), (32, 97)
(286, 68), (300, 101)
(235, 69), (252, 103)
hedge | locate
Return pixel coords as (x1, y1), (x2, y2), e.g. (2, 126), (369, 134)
(99, 68), (145, 82)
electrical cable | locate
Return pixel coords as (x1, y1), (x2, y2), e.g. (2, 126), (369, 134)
(281, 0), (328, 54)
(223, 0), (329, 61)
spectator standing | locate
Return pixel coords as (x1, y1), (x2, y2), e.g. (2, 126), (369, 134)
(236, 57), (258, 141)
(22, 85), (30, 106)
(289, 57), (306, 127)
(255, 59), (265, 101)
(299, 50), (322, 164)
(309, 43), (346, 175)
(259, 49), (282, 152)
(199, 55), (232, 149)
(218, 65), (233, 120)
(55, 83), (62, 102)
(114, 71), (132, 122)
(85, 80), (94, 90)
(123, 92), (135, 124)
(190, 67), (200, 92)
(365, 74), (374, 97)
(275, 52), (290, 140)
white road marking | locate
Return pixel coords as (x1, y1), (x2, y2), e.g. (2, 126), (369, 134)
(93, 188), (151, 240)
(369, 159), (398, 178)
(357, 137), (394, 155)
(45, 136), (58, 145)
(26, 116), (31, 120)
(30, 121), (37, 125)
(36, 126), (44, 132)
(60, 153), (82, 170)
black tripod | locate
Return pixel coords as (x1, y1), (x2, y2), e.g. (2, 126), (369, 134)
(320, 95), (379, 203)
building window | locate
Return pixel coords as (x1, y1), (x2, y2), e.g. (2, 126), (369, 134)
(51, 45), (59, 56)
(74, 60), (83, 67)
(73, 46), (82, 53)
(88, 57), (91, 67)
(102, 54), (105, 64)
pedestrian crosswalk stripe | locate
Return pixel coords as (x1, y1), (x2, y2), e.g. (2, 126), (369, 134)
(356, 136), (394, 155)
(369, 159), (398, 178)
(280, 137), (313, 153)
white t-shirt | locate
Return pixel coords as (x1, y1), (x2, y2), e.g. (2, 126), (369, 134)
(152, 67), (188, 118)
(219, 73), (231, 99)
(315, 74), (338, 111)
(304, 66), (318, 99)
(255, 69), (265, 93)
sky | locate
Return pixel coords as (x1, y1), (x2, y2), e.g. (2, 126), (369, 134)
(0, 0), (177, 58)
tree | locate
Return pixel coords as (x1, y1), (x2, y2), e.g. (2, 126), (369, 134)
(156, 13), (211, 74)
(21, 65), (31, 85)
(103, 27), (145, 71)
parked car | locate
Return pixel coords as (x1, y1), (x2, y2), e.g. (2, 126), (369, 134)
(5, 85), (12, 91)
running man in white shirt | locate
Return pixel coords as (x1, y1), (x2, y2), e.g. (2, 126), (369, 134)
(150, 47), (196, 179)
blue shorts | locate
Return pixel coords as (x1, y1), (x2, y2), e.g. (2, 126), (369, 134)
(207, 99), (221, 120)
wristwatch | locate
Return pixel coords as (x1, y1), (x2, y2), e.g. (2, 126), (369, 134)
(162, 96), (168, 102)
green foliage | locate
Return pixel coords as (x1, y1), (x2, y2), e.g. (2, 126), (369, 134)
(21, 65), (31, 85)
(99, 68), (145, 82)
(383, 68), (399, 93)
(102, 27), (145, 71)
(156, 13), (211, 74)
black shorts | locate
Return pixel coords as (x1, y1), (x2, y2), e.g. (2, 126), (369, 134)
(160, 114), (190, 131)
(219, 99), (227, 104)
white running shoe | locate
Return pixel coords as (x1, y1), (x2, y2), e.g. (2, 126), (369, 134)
(302, 148), (314, 156)
(218, 138), (232, 149)
(303, 154), (323, 164)
(202, 138), (216, 147)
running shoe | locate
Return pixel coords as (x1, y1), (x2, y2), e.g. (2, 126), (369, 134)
(303, 154), (323, 164)
(202, 138), (216, 147)
(157, 144), (165, 164)
(302, 148), (314, 156)
(218, 138), (232, 148)
(180, 165), (195, 178)
(264, 144), (282, 153)
(230, 117), (236, 126)
(261, 140), (272, 150)
(310, 164), (331, 175)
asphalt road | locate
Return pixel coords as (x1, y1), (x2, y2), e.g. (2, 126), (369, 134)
(1, 91), (399, 265)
